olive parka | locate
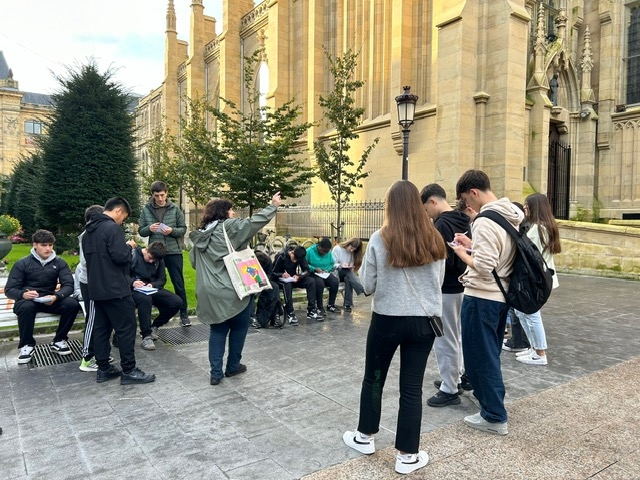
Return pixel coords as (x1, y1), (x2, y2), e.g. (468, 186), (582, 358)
(189, 203), (277, 324)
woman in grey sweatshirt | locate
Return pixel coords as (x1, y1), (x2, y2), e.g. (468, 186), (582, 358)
(342, 180), (446, 475)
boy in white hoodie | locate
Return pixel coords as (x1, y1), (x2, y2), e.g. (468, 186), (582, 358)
(450, 170), (523, 436)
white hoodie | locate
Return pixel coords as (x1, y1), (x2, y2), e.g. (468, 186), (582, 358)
(459, 197), (524, 302)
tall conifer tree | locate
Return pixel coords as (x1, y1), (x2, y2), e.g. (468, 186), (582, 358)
(39, 61), (140, 234)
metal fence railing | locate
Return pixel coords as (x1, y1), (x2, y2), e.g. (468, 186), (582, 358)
(276, 200), (384, 240)
(185, 201), (384, 241)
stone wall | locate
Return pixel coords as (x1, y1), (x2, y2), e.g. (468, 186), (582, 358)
(556, 220), (640, 279)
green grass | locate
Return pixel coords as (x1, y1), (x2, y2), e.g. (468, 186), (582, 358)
(5, 244), (197, 314)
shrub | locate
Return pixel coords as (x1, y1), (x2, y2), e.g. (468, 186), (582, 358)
(0, 215), (22, 237)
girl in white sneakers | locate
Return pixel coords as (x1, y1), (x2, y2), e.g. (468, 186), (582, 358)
(513, 193), (561, 366)
(343, 181), (446, 475)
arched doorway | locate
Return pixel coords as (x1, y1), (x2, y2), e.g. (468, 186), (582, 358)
(547, 123), (571, 219)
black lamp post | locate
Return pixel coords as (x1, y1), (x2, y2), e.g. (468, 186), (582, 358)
(395, 86), (419, 180)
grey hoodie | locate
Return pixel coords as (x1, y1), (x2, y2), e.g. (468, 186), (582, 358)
(459, 197), (524, 302)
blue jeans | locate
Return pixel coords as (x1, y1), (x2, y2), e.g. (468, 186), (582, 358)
(513, 309), (547, 350)
(208, 302), (251, 380)
(357, 312), (435, 454)
(461, 295), (509, 423)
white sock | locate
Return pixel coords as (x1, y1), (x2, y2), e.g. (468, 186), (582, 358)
(356, 431), (372, 442)
(397, 453), (416, 462)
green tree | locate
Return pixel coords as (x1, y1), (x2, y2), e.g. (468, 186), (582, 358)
(314, 48), (379, 240)
(141, 125), (178, 198)
(38, 61), (140, 234)
(208, 50), (315, 215)
(3, 155), (44, 237)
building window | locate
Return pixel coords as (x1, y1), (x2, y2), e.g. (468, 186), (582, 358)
(626, 5), (640, 105)
(24, 120), (43, 135)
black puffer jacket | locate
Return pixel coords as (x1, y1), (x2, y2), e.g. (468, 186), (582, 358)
(82, 212), (132, 301)
(5, 253), (75, 302)
(130, 246), (166, 289)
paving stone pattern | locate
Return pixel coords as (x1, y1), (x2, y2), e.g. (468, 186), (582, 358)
(1, 274), (639, 479)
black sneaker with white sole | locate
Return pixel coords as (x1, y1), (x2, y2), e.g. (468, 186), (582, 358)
(433, 379), (463, 395)
(180, 313), (192, 327)
(17, 345), (35, 364)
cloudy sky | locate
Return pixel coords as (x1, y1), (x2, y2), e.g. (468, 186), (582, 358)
(0, 0), (223, 96)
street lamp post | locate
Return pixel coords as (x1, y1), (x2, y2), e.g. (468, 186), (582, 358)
(395, 86), (419, 180)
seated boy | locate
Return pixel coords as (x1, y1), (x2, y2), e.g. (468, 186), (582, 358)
(252, 251), (284, 329)
(272, 245), (321, 324)
(306, 237), (341, 315)
(5, 229), (81, 364)
(130, 241), (183, 350)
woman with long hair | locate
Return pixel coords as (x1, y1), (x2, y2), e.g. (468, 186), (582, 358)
(331, 237), (365, 312)
(189, 192), (281, 385)
(513, 193), (561, 366)
(342, 181), (446, 475)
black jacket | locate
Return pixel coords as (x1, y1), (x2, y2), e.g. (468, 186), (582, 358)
(130, 246), (167, 289)
(82, 212), (132, 301)
(434, 209), (471, 294)
(5, 253), (75, 302)
(271, 249), (310, 280)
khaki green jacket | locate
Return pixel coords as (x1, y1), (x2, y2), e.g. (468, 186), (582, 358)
(138, 199), (187, 254)
(189, 204), (277, 324)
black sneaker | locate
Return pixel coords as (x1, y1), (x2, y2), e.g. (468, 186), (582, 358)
(225, 364), (247, 377)
(97, 365), (122, 383)
(121, 367), (156, 385)
(306, 310), (318, 320)
(427, 390), (461, 407)
(316, 308), (327, 317)
(180, 313), (192, 327)
(288, 313), (299, 325)
(434, 380), (463, 395)
(344, 305), (353, 313)
(327, 305), (341, 313)
(250, 318), (261, 329)
(460, 373), (473, 391)
(50, 340), (72, 356)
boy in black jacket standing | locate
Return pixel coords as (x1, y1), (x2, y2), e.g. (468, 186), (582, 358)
(421, 184), (472, 407)
(82, 197), (155, 385)
(6, 229), (81, 364)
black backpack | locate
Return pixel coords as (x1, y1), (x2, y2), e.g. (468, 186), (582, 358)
(476, 210), (554, 314)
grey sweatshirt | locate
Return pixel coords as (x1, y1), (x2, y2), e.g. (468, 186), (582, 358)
(360, 230), (445, 317)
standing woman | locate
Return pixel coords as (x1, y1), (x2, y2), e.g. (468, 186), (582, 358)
(342, 181), (446, 475)
(189, 193), (281, 385)
(331, 237), (365, 312)
(513, 193), (561, 365)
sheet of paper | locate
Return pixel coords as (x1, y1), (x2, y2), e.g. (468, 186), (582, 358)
(315, 272), (330, 279)
(278, 277), (296, 283)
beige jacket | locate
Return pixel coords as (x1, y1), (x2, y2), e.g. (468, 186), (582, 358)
(459, 198), (524, 302)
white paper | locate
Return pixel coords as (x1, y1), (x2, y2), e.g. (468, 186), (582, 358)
(315, 272), (330, 279)
(33, 297), (51, 303)
(278, 277), (296, 283)
(134, 286), (158, 295)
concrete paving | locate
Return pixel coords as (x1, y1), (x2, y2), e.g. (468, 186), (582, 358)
(1, 273), (639, 479)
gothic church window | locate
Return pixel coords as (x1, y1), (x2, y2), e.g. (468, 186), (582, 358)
(625, 5), (640, 105)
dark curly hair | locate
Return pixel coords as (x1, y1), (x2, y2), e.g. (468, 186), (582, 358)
(200, 198), (234, 229)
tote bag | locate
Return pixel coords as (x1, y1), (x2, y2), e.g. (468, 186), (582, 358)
(222, 222), (272, 299)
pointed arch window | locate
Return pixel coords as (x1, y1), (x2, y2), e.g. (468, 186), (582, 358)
(625, 5), (640, 105)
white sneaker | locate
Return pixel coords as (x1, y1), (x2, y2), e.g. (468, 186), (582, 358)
(464, 412), (508, 435)
(141, 337), (156, 350)
(515, 348), (534, 357)
(17, 345), (35, 364)
(395, 451), (429, 474)
(50, 340), (72, 355)
(343, 430), (375, 455)
(516, 353), (548, 365)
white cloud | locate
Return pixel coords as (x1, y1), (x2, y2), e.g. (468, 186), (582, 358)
(0, 0), (223, 95)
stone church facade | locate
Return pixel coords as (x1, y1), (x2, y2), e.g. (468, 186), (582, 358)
(135, 0), (640, 220)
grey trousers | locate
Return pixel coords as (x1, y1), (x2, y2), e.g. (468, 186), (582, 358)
(433, 292), (464, 395)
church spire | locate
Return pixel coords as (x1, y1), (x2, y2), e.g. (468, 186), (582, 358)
(166, 0), (176, 33)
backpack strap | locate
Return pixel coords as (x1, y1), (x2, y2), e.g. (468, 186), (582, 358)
(475, 210), (520, 301)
